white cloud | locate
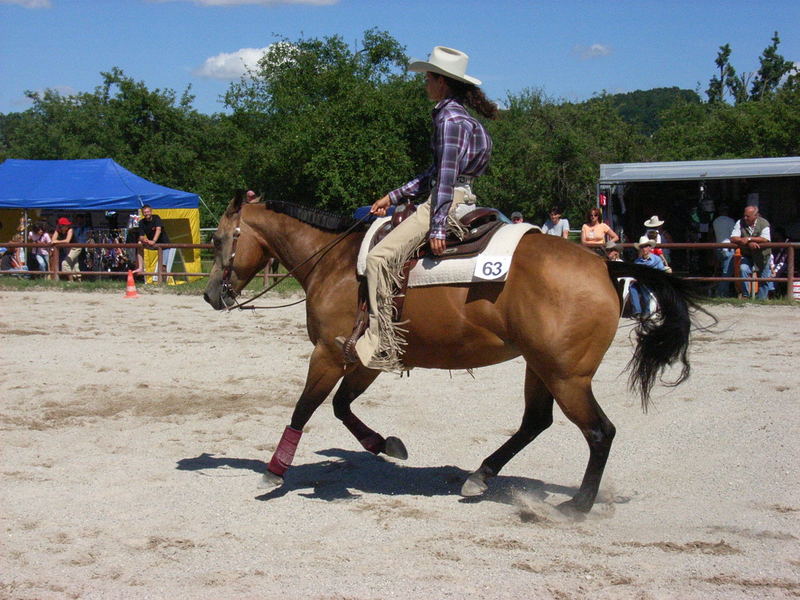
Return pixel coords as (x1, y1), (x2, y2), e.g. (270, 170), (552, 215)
(149, 0), (337, 6)
(0, 0), (52, 8)
(193, 47), (270, 80)
(573, 43), (612, 60)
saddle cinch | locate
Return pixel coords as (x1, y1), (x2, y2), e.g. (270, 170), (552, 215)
(343, 204), (509, 358)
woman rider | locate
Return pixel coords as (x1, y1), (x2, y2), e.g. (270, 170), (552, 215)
(337, 46), (498, 371)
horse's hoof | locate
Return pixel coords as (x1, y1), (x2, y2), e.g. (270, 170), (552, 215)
(258, 470), (284, 489)
(556, 498), (590, 518)
(461, 473), (489, 497)
(383, 436), (408, 460)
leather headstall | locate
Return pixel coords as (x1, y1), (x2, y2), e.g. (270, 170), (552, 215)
(220, 205), (243, 303)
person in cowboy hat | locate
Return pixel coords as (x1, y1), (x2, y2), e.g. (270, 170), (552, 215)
(643, 214), (672, 264)
(629, 235), (667, 318)
(337, 45), (498, 370)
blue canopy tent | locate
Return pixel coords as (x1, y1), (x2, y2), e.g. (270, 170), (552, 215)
(0, 158), (198, 210)
(0, 158), (202, 275)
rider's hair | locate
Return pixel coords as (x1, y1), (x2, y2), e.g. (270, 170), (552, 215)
(441, 76), (499, 120)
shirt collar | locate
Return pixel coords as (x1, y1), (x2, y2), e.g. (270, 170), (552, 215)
(432, 97), (460, 116)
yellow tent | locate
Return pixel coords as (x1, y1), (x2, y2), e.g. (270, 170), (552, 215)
(141, 207), (203, 283)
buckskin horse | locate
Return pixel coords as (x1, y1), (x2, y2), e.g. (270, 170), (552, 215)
(204, 192), (706, 513)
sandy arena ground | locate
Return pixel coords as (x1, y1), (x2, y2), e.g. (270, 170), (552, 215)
(1, 289), (799, 599)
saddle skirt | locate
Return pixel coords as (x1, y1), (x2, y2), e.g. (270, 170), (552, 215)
(357, 212), (538, 287)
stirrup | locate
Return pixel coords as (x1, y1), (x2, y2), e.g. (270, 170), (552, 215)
(334, 336), (359, 364)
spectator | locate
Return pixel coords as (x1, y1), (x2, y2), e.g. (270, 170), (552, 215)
(645, 230), (671, 271)
(51, 217), (81, 281)
(730, 205), (771, 300)
(126, 214), (143, 275)
(630, 235), (666, 318)
(138, 204), (174, 282)
(644, 215), (673, 265)
(541, 206), (570, 239)
(510, 211), (524, 224)
(28, 222), (51, 273)
(1, 240), (29, 276)
(581, 207), (618, 255)
(246, 190), (259, 203)
(604, 240), (623, 262)
(73, 214), (90, 271)
(712, 205), (736, 297)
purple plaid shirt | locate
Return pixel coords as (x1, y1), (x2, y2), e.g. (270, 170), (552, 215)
(388, 97), (492, 239)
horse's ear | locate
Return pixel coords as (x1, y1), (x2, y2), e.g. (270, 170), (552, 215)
(226, 189), (246, 216)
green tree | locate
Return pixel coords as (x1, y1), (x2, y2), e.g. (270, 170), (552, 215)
(0, 68), (246, 226)
(706, 44), (747, 104)
(608, 87), (701, 135)
(706, 33), (795, 105)
(750, 32), (796, 100)
(654, 84), (800, 160)
(481, 90), (646, 224)
(224, 30), (430, 213)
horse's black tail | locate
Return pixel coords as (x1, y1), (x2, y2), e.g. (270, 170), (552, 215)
(606, 261), (714, 412)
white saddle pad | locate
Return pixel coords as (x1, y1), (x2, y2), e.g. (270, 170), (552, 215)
(357, 218), (538, 287)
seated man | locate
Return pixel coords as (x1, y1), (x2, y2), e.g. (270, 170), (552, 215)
(730, 205), (771, 299)
(630, 235), (665, 318)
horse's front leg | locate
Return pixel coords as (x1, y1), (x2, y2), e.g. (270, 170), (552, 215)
(261, 345), (343, 488)
(332, 365), (407, 460)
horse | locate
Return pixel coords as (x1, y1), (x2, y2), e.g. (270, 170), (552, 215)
(204, 191), (706, 514)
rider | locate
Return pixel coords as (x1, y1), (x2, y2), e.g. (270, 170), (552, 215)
(337, 46), (498, 371)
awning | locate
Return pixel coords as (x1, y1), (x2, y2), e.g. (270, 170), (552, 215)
(599, 156), (800, 184)
(0, 158), (199, 210)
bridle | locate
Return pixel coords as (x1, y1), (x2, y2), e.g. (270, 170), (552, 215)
(219, 221), (241, 304)
(217, 202), (371, 311)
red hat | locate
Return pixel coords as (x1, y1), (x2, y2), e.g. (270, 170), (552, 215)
(57, 217), (73, 226)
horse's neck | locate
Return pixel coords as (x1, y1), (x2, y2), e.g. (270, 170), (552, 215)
(252, 209), (356, 289)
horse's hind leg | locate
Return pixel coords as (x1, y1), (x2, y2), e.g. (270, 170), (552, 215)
(332, 366), (407, 459)
(549, 376), (616, 513)
(462, 365), (554, 496)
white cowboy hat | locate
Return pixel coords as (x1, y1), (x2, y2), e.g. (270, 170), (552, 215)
(644, 215), (664, 228)
(634, 235), (656, 250)
(408, 46), (482, 86)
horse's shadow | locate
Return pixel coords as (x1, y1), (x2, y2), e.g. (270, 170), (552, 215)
(176, 449), (577, 505)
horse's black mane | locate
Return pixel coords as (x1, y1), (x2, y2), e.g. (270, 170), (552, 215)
(265, 199), (357, 232)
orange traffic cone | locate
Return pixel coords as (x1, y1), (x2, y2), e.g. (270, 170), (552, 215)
(124, 270), (139, 298)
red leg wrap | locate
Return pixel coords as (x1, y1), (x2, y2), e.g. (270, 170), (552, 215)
(267, 425), (303, 476)
(342, 413), (385, 455)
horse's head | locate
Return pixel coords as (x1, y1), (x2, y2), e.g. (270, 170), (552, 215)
(204, 190), (271, 310)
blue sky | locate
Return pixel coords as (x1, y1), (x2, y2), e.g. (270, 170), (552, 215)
(1, 0), (798, 115)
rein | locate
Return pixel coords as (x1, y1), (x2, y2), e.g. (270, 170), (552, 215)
(221, 206), (371, 311)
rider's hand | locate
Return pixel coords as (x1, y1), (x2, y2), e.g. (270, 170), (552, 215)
(370, 195), (391, 217)
(430, 237), (446, 256)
